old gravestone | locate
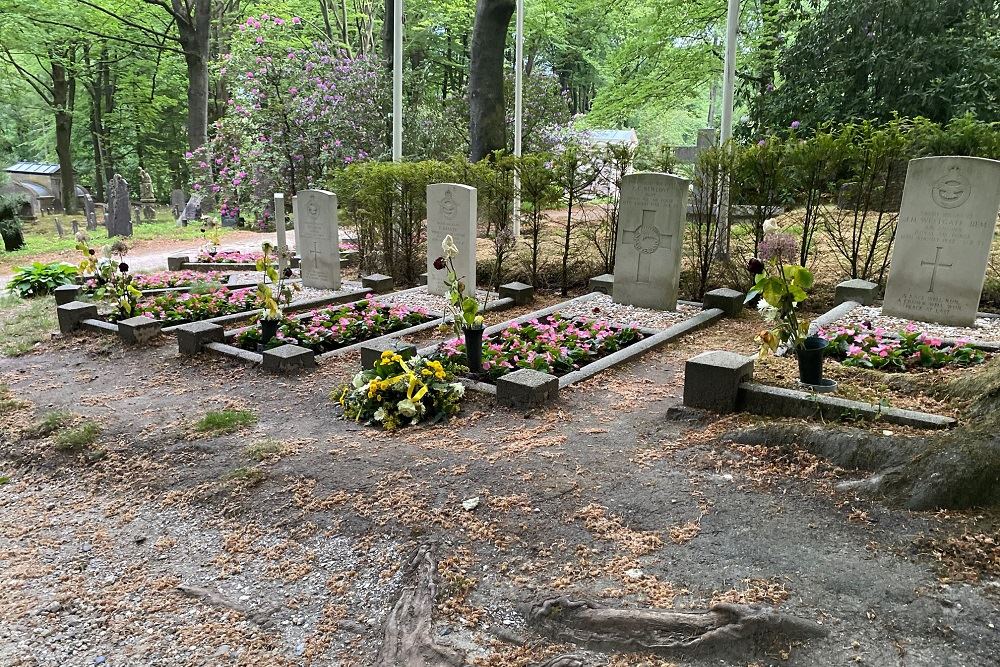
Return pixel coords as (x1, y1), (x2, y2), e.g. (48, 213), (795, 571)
(106, 173), (133, 238)
(294, 189), (340, 290)
(83, 194), (98, 230)
(426, 184), (477, 297)
(274, 193), (289, 275)
(180, 194), (202, 226)
(882, 157), (1000, 326)
(170, 189), (185, 218)
(611, 172), (690, 311)
(139, 167), (156, 220)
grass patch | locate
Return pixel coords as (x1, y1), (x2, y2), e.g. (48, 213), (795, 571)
(246, 439), (284, 462)
(23, 410), (74, 439)
(0, 384), (28, 412)
(227, 466), (267, 487)
(194, 409), (257, 434)
(54, 421), (101, 452)
(0, 294), (58, 357)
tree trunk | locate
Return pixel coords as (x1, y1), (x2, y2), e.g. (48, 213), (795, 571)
(381, 0), (394, 69)
(51, 49), (78, 214)
(175, 0), (212, 151)
(468, 0), (515, 162)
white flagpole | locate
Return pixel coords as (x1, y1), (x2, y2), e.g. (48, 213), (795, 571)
(512, 0), (524, 239)
(392, 0), (403, 163)
(716, 0), (740, 257)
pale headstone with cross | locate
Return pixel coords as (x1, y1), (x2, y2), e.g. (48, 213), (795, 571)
(883, 156), (1000, 326)
(294, 189), (340, 290)
(612, 172), (689, 311)
(426, 183), (477, 297)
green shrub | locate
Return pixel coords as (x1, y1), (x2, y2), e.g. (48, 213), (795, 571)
(0, 194), (26, 252)
(7, 262), (79, 298)
(194, 409), (257, 434)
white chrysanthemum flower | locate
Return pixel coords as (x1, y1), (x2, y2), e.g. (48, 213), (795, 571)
(373, 408), (387, 422)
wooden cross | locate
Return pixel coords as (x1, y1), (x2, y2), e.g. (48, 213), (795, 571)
(920, 246), (953, 294)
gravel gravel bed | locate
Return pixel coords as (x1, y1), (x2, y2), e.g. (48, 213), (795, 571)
(373, 287), (493, 316)
(288, 280), (365, 305)
(559, 294), (703, 330)
(828, 305), (1000, 342)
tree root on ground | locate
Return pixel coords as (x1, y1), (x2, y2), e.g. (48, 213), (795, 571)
(526, 596), (826, 657)
(174, 584), (277, 627)
(376, 547), (465, 667)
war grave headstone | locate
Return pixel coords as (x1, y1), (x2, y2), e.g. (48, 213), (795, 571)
(611, 172), (689, 311)
(426, 184), (477, 297)
(882, 156), (1000, 327)
(295, 189), (340, 290)
(106, 174), (133, 238)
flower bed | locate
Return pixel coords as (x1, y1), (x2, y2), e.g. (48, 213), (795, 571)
(818, 322), (986, 371)
(110, 286), (262, 323)
(234, 300), (431, 353)
(83, 270), (229, 293)
(431, 314), (644, 381)
(196, 250), (263, 263)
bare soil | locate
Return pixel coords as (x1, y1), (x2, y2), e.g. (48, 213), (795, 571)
(1, 315), (997, 666)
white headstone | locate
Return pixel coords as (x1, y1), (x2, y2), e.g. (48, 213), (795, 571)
(291, 195), (298, 250)
(882, 156), (1000, 326)
(426, 183), (477, 296)
(294, 189), (340, 290)
(274, 193), (288, 275)
(611, 172), (689, 311)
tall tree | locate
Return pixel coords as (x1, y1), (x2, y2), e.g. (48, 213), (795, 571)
(468, 0), (515, 161)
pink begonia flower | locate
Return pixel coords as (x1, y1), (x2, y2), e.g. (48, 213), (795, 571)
(193, 183), (202, 191)
(292, 16), (301, 24)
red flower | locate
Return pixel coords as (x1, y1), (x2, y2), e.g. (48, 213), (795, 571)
(747, 257), (765, 275)
(433, 256), (446, 271)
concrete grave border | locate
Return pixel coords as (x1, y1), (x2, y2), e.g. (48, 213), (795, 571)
(415, 291), (728, 404)
(682, 349), (957, 430)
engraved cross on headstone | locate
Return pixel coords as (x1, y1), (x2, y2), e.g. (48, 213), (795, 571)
(920, 246), (953, 293)
(621, 210), (673, 284)
(309, 241), (322, 269)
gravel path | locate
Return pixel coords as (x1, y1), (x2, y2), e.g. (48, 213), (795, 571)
(559, 294), (703, 330)
(828, 305), (1000, 342)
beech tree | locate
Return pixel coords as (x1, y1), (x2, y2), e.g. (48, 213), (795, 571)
(468, 0), (515, 161)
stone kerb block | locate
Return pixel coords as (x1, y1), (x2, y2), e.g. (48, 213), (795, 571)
(589, 274), (614, 295)
(703, 288), (745, 317)
(496, 369), (559, 409)
(418, 272), (428, 286)
(176, 321), (225, 355)
(167, 254), (189, 271)
(361, 273), (394, 294)
(835, 279), (879, 306)
(54, 284), (82, 306)
(57, 301), (99, 334)
(263, 344), (316, 373)
(360, 342), (417, 370)
(683, 351), (755, 414)
(499, 282), (534, 306)
(117, 316), (162, 345)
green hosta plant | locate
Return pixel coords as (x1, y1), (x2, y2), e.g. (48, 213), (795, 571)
(6, 262), (79, 298)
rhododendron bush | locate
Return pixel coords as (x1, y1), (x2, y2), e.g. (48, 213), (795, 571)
(188, 15), (387, 220)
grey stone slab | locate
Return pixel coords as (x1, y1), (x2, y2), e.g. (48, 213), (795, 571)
(589, 274), (614, 295)
(106, 174), (132, 238)
(835, 279), (879, 306)
(427, 183), (477, 297)
(262, 344), (316, 373)
(54, 284), (81, 306)
(883, 156), (1000, 326)
(418, 272), (428, 286)
(496, 369), (559, 409)
(274, 192), (289, 275)
(612, 172), (689, 310)
(499, 282), (534, 306)
(702, 288), (744, 317)
(683, 351), (755, 414)
(360, 342), (416, 370)
(361, 273), (394, 294)
(167, 254), (189, 271)
(176, 321), (225, 355)
(117, 316), (162, 345)
(57, 301), (99, 334)
(295, 189), (340, 290)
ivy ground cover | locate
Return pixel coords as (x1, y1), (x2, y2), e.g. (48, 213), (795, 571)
(818, 322), (986, 371)
(234, 300), (431, 353)
(432, 314), (644, 382)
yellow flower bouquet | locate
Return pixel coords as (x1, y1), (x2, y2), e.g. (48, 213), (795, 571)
(337, 350), (465, 430)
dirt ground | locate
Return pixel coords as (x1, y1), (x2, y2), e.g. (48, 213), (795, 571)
(1, 309), (998, 667)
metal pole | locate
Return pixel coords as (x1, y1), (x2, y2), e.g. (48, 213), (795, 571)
(716, 0), (740, 257)
(392, 0), (403, 162)
(511, 0), (524, 239)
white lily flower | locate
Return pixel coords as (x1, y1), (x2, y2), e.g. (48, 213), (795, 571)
(442, 234), (459, 259)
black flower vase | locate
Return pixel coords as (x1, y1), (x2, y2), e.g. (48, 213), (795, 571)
(796, 335), (828, 386)
(463, 326), (484, 375)
(260, 319), (280, 346)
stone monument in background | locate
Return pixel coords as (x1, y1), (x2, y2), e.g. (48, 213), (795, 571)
(426, 183), (477, 297)
(106, 174), (133, 238)
(882, 156), (1000, 326)
(139, 168), (156, 221)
